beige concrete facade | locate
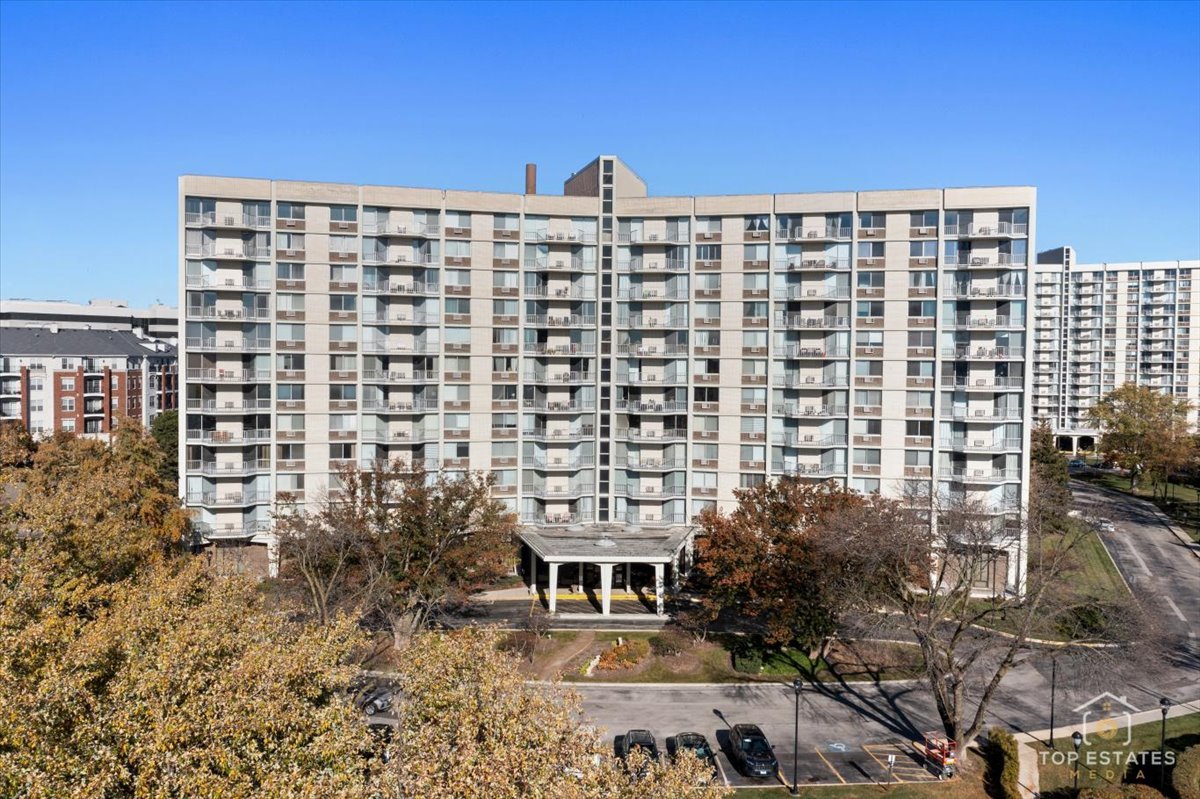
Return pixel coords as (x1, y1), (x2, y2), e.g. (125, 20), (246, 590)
(1033, 248), (1200, 448)
(179, 156), (1034, 592)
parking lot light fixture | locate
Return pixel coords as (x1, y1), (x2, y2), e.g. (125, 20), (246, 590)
(791, 677), (803, 796)
(1072, 731), (1083, 791)
(1160, 698), (1172, 792)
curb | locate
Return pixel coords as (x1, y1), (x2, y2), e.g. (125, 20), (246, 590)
(1075, 479), (1200, 563)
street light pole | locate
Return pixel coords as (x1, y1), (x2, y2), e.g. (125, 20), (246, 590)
(1160, 697), (1173, 793)
(1072, 731), (1083, 792)
(791, 677), (803, 796)
(1048, 656), (1057, 749)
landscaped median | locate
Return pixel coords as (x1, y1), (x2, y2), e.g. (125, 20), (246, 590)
(504, 629), (926, 684)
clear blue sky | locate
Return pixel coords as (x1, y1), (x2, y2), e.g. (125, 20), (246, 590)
(1, 0), (1197, 307)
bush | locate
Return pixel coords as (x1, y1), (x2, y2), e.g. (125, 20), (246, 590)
(732, 646), (764, 674)
(987, 726), (1022, 799)
(596, 638), (650, 671)
(1176, 745), (1200, 799)
(649, 626), (691, 657)
(1078, 786), (1165, 799)
(498, 631), (538, 661)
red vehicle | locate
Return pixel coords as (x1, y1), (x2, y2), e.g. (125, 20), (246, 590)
(914, 732), (956, 779)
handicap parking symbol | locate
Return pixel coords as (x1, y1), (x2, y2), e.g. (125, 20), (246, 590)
(827, 742), (848, 753)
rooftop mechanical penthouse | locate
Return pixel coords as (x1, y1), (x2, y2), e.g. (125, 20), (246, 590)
(179, 156), (1035, 603)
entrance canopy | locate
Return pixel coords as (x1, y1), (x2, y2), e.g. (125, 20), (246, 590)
(518, 523), (695, 616)
(519, 522), (693, 564)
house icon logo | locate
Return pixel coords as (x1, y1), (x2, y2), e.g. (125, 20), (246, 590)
(1073, 692), (1139, 746)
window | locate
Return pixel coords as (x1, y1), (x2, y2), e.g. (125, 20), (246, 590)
(329, 325), (356, 342)
(854, 418), (881, 435)
(745, 214), (769, 232)
(857, 241), (884, 258)
(330, 294), (357, 312)
(854, 449), (881, 465)
(855, 390), (881, 406)
(278, 384), (305, 401)
(494, 213), (519, 231)
(330, 443), (355, 460)
(743, 301), (768, 320)
(329, 414), (355, 432)
(278, 444), (305, 460)
(908, 330), (935, 347)
(743, 330), (766, 348)
(909, 241), (937, 258)
(740, 445), (765, 463)
(330, 205), (356, 222)
(278, 474), (305, 492)
(493, 299), (518, 316)
(276, 293), (304, 312)
(61, 397), (75, 411)
(330, 354), (356, 371)
(61, 377), (75, 391)
(910, 210), (938, 228)
(277, 323), (305, 341)
(741, 387), (766, 404)
(742, 359), (766, 377)
(277, 354), (305, 371)
(744, 244), (768, 262)
(856, 330), (883, 346)
(905, 391), (933, 407)
(857, 301), (883, 317)
(446, 269), (470, 287)
(278, 414), (304, 431)
(330, 234), (355, 254)
(697, 217), (722, 234)
(61, 419), (75, 432)
(277, 262), (304, 280)
(330, 384), (357, 401)
(907, 361), (934, 377)
(857, 271), (884, 288)
(904, 450), (931, 467)
(330, 264), (356, 283)
(492, 328), (517, 345)
(445, 210), (471, 229)
(910, 270), (937, 287)
(445, 298), (471, 315)
(695, 301), (720, 320)
(908, 300), (936, 318)
(277, 232), (304, 250)
(277, 202), (305, 220)
(856, 360), (882, 376)
(446, 240), (471, 258)
(696, 244), (721, 261)
(445, 327), (471, 346)
(493, 242), (518, 261)
(859, 212), (885, 229)
(493, 356), (516, 373)
(696, 273), (720, 291)
(851, 478), (880, 494)
(740, 473), (765, 488)
(906, 420), (933, 437)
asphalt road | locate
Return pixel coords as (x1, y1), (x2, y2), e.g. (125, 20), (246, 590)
(572, 479), (1200, 787)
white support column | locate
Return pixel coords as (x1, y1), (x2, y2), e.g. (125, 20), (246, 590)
(684, 534), (695, 577)
(625, 562), (633, 593)
(671, 554), (681, 591)
(548, 563), (559, 614)
(578, 562), (584, 593)
(600, 563), (613, 616)
(528, 547), (537, 596)
(654, 562), (664, 616)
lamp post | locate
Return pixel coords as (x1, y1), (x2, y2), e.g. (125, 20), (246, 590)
(1072, 731), (1083, 792)
(791, 677), (803, 796)
(1048, 656), (1057, 749)
(1160, 697), (1173, 793)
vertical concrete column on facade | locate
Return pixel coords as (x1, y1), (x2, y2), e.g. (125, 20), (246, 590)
(578, 561), (584, 592)
(599, 563), (613, 616)
(266, 537), (280, 579)
(547, 563), (559, 614)
(625, 562), (633, 592)
(653, 563), (664, 616)
(671, 554), (681, 591)
(528, 547), (537, 596)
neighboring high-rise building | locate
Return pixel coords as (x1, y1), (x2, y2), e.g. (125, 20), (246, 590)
(1032, 249), (1200, 451)
(0, 327), (178, 438)
(179, 158), (1035, 601)
(0, 298), (179, 339)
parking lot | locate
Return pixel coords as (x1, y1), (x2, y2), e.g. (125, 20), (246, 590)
(613, 730), (943, 788)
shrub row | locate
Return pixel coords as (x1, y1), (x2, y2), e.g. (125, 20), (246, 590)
(1176, 745), (1200, 799)
(596, 638), (649, 671)
(987, 726), (1022, 799)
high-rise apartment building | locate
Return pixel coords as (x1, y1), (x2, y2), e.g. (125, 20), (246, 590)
(0, 327), (178, 438)
(179, 157), (1035, 602)
(1033, 247), (1200, 450)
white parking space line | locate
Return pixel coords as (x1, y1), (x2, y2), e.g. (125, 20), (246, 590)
(1164, 596), (1188, 623)
(715, 753), (729, 786)
(1124, 541), (1153, 576)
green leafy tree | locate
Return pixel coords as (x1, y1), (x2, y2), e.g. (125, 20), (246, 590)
(1089, 383), (1194, 493)
(149, 408), (179, 488)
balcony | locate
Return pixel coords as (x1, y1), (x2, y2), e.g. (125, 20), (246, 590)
(940, 437), (1023, 452)
(615, 257), (690, 273)
(186, 368), (271, 383)
(616, 287), (689, 301)
(617, 230), (688, 244)
(362, 221), (440, 238)
(943, 314), (1020, 330)
(773, 345), (850, 359)
(615, 372), (687, 386)
(522, 455), (595, 470)
(773, 402), (848, 417)
(617, 315), (689, 330)
(522, 399), (596, 412)
(523, 229), (598, 244)
(185, 243), (270, 261)
(361, 310), (440, 325)
(186, 306), (270, 321)
(614, 400), (688, 413)
(776, 226), (851, 242)
(771, 462), (846, 477)
(185, 337), (271, 353)
(523, 426), (596, 442)
(187, 491), (273, 508)
(775, 313), (851, 330)
(615, 427), (687, 442)
(526, 286), (597, 300)
(185, 429), (272, 445)
(772, 432), (848, 447)
(362, 399), (439, 413)
(937, 468), (1022, 484)
(525, 314), (597, 328)
(524, 371), (595, 385)
(185, 211), (271, 230)
(941, 408), (1024, 422)
(186, 459), (271, 476)
(939, 376), (1024, 390)
(523, 512), (585, 525)
(942, 346), (1025, 360)
(524, 256), (591, 272)
(361, 280), (440, 296)
(615, 456), (688, 470)
(185, 399), (271, 413)
(616, 344), (688, 357)
(781, 285), (851, 300)
(944, 283), (1026, 299)
(774, 257), (851, 271)
(774, 373), (848, 389)
(185, 275), (272, 291)
(362, 369), (438, 383)
(614, 484), (687, 499)
(943, 222), (1028, 238)
(361, 251), (439, 266)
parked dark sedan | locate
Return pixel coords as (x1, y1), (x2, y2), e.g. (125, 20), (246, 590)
(617, 729), (661, 762)
(668, 732), (719, 779)
(729, 723), (778, 779)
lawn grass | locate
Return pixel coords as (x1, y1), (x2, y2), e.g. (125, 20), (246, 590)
(535, 632), (925, 684)
(1036, 711), (1200, 795)
(1064, 527), (1129, 600)
(1075, 469), (1200, 542)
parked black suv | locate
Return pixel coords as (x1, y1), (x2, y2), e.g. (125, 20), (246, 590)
(617, 729), (661, 762)
(729, 723), (778, 779)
